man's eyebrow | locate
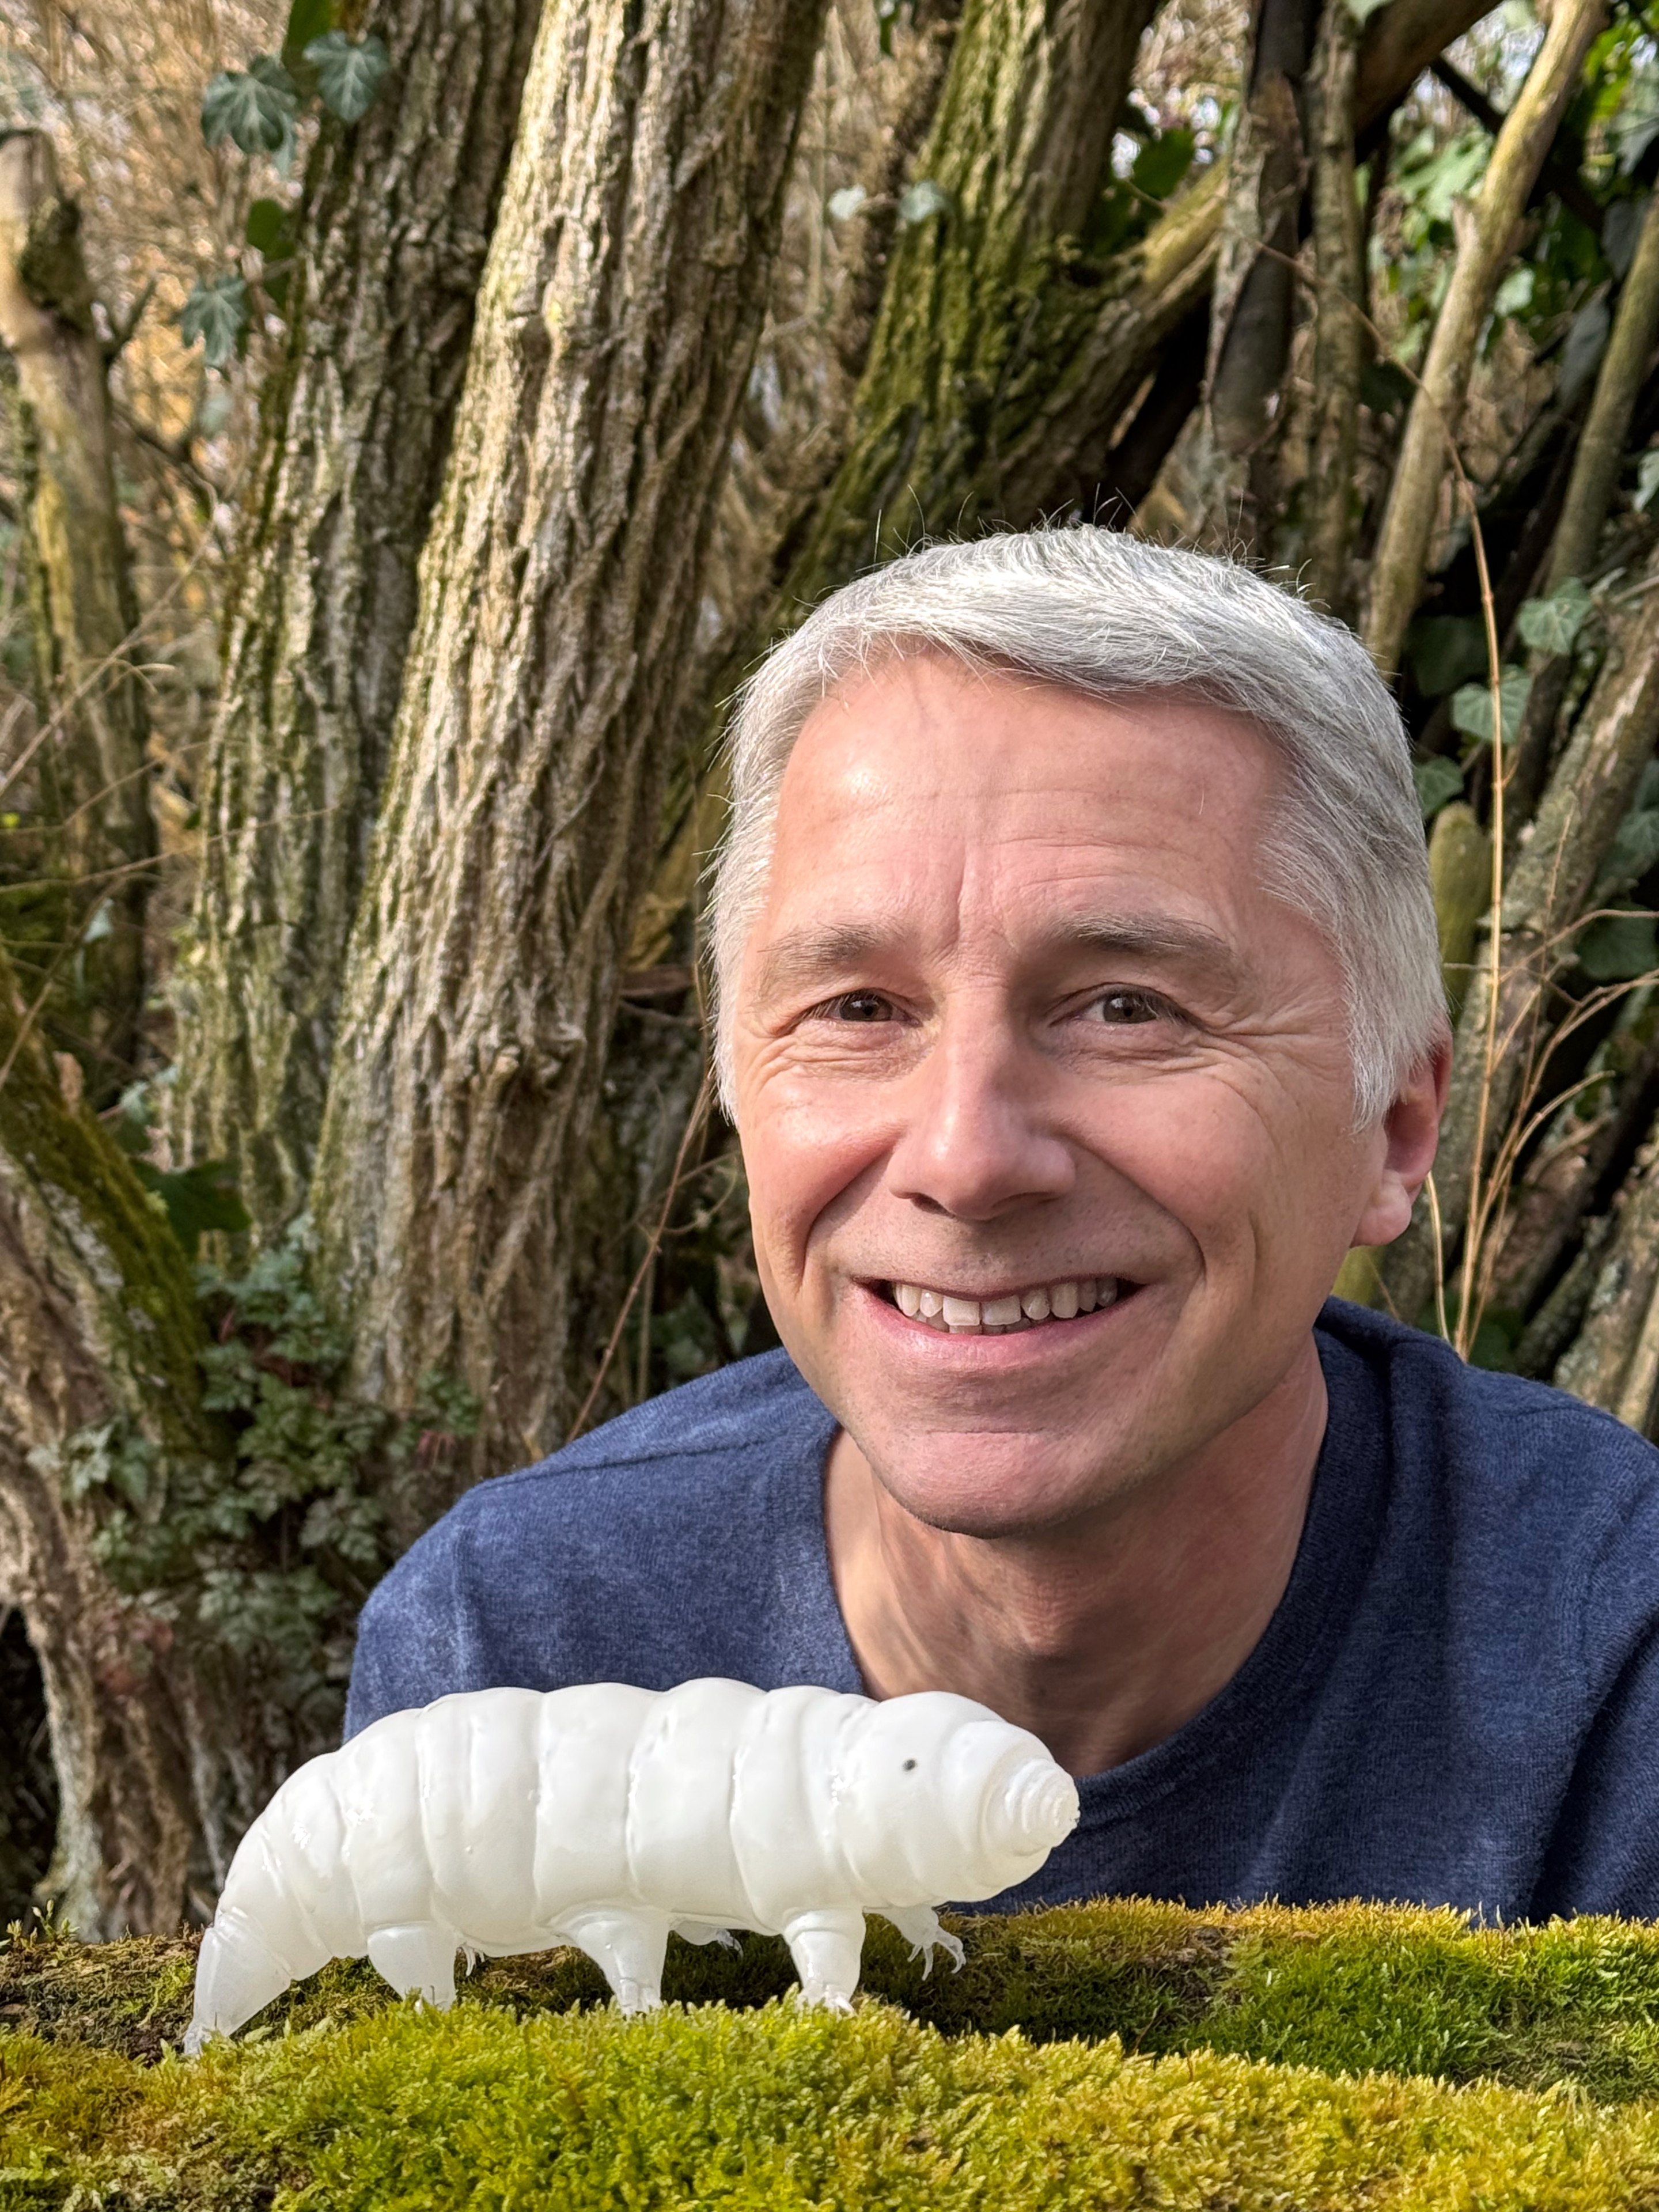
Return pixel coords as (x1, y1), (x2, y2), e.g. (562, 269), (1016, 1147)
(750, 913), (1248, 999)
(1043, 914), (1248, 989)
(751, 923), (897, 1001)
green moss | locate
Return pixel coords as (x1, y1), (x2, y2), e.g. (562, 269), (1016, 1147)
(14, 1901), (1659, 2101)
(9, 1989), (1659, 2210)
(15, 1900), (1659, 2203)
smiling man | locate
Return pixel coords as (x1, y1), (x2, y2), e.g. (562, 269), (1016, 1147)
(348, 529), (1659, 1919)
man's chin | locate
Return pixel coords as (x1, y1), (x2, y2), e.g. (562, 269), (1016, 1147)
(862, 1433), (1150, 1541)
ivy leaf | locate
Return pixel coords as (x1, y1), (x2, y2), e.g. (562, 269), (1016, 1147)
(1407, 613), (1486, 698)
(1516, 577), (1593, 657)
(134, 1160), (251, 1258)
(1414, 756), (1465, 821)
(897, 178), (950, 225)
(201, 54), (298, 154)
(245, 196), (294, 258)
(1131, 127), (1194, 202)
(1577, 912), (1659, 982)
(304, 31), (390, 123)
(180, 274), (249, 369)
(281, 0), (334, 69)
(1450, 667), (1531, 749)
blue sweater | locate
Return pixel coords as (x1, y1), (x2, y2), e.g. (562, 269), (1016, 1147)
(346, 1300), (1659, 1921)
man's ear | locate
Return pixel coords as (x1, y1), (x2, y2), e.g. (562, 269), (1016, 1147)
(1351, 1032), (1452, 1250)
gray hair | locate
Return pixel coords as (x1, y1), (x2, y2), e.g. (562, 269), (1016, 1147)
(710, 528), (1445, 1127)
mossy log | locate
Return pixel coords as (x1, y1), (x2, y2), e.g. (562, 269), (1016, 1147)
(12, 1899), (1659, 2205)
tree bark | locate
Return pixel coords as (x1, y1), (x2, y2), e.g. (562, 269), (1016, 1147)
(1554, 1115), (1659, 1430)
(1363, 0), (1607, 679)
(1299, 0), (1366, 613)
(779, 0), (1497, 609)
(1195, 0), (1318, 550)
(1378, 540), (1659, 1326)
(0, 954), (232, 1936)
(0, 132), (153, 1092)
(168, 0), (542, 1245)
(308, 0), (830, 1476)
(777, 0), (1166, 600)
(1508, 187), (1659, 826)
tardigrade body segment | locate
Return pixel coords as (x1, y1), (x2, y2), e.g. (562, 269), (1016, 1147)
(185, 1679), (1078, 2051)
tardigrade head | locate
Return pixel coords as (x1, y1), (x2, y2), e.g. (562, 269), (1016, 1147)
(837, 1690), (1078, 1905)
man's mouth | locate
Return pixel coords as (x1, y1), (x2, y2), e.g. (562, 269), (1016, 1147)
(878, 1277), (1127, 1335)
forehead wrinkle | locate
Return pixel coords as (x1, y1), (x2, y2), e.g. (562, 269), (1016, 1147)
(747, 907), (1253, 1009)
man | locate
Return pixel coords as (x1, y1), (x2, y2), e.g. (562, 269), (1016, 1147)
(347, 528), (1659, 1919)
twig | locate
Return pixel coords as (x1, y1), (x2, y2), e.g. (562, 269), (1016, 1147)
(566, 1067), (715, 1442)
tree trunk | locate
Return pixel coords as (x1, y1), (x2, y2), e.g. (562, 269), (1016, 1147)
(1195, 0), (1318, 551)
(168, 0), (542, 1244)
(0, 132), (153, 1093)
(1297, 0), (1366, 613)
(0, 953), (235, 1936)
(780, 0), (1495, 612)
(1377, 538), (1659, 1327)
(1508, 185), (1659, 826)
(777, 0), (1164, 601)
(1362, 0), (1607, 678)
(307, 0), (830, 1477)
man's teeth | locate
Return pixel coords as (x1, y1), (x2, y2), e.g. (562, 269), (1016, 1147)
(889, 1278), (1120, 1332)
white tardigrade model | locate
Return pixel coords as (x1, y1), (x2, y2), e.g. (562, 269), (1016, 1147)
(184, 1677), (1079, 2052)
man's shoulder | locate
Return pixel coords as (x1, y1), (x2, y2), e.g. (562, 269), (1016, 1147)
(415, 1347), (831, 1548)
(1316, 1294), (1659, 1548)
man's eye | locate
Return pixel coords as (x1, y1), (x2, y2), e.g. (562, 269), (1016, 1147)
(820, 991), (895, 1023)
(1090, 990), (1165, 1025)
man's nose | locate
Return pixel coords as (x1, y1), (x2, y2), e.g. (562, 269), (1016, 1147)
(885, 1005), (1074, 1222)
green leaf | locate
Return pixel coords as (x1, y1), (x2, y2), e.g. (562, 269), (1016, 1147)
(281, 0), (334, 67)
(1493, 266), (1534, 317)
(897, 178), (950, 225)
(1131, 128), (1194, 203)
(1596, 797), (1659, 900)
(1450, 668), (1531, 749)
(135, 1160), (251, 1258)
(1359, 358), (1413, 419)
(244, 196), (294, 258)
(1516, 577), (1593, 657)
(1414, 756), (1465, 821)
(304, 31), (390, 123)
(201, 55), (298, 153)
(1577, 912), (1659, 982)
(180, 274), (249, 369)
(1407, 614), (1486, 698)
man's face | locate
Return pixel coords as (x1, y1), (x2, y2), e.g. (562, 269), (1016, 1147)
(732, 655), (1421, 1537)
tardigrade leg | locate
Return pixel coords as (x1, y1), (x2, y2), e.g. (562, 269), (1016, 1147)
(366, 1922), (461, 2009)
(781, 1908), (866, 2013)
(878, 1904), (966, 1976)
(563, 1908), (671, 2014)
(671, 1919), (741, 1951)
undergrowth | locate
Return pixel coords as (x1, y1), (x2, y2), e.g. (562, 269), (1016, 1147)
(10, 1900), (1659, 2205)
